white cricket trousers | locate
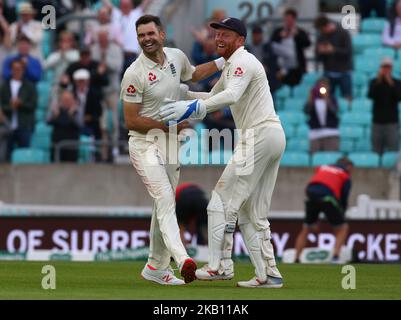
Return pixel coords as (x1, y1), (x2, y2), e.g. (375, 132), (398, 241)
(129, 133), (189, 270)
(209, 121), (286, 280)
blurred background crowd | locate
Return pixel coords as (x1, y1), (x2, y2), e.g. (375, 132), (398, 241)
(0, 0), (400, 169)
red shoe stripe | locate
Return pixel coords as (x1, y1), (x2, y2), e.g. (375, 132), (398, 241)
(147, 264), (157, 271)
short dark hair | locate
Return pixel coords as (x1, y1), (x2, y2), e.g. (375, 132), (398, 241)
(284, 8), (298, 18)
(336, 157), (354, 168)
(314, 15), (330, 29)
(135, 15), (163, 31)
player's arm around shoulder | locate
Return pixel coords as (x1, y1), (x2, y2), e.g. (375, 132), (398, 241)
(172, 47), (223, 83)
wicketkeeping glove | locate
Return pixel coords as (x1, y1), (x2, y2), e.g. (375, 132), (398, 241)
(160, 99), (207, 125)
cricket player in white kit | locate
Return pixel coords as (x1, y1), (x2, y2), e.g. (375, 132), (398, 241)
(121, 15), (225, 285)
(160, 18), (286, 288)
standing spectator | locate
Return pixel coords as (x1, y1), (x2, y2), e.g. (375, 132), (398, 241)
(0, 4), (12, 83)
(3, 35), (42, 83)
(248, 25), (281, 95)
(43, 31), (79, 98)
(110, 0), (152, 75)
(0, 107), (10, 162)
(61, 46), (109, 90)
(9, 2), (43, 60)
(368, 57), (401, 155)
(191, 37), (220, 92)
(382, 0), (401, 49)
(84, 6), (123, 47)
(90, 27), (123, 160)
(359, 0), (387, 19)
(305, 78), (340, 153)
(72, 69), (103, 142)
(48, 89), (80, 162)
(314, 15), (353, 101)
(294, 157), (353, 264)
(271, 8), (311, 87)
(0, 59), (37, 159)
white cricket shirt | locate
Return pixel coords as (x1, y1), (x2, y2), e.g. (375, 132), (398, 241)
(120, 47), (195, 136)
(189, 46), (280, 130)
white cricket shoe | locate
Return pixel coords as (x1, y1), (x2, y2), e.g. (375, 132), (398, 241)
(141, 264), (185, 286)
(237, 276), (283, 288)
(195, 264), (234, 281)
(179, 258), (197, 284)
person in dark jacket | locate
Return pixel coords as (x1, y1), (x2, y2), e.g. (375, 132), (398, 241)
(248, 24), (281, 95)
(271, 8), (311, 87)
(294, 157), (354, 263)
(48, 89), (80, 162)
(368, 57), (401, 155)
(314, 16), (353, 101)
(305, 78), (340, 153)
(0, 59), (37, 159)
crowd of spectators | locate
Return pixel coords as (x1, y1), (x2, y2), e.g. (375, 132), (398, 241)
(0, 1), (400, 163)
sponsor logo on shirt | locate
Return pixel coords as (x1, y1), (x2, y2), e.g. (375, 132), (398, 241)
(234, 67), (244, 76)
(148, 72), (160, 85)
(126, 85), (136, 96)
(148, 72), (157, 81)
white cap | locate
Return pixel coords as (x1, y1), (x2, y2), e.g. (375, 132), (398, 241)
(381, 57), (393, 66)
(73, 69), (90, 80)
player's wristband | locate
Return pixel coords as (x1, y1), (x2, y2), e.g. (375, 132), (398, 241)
(214, 57), (225, 71)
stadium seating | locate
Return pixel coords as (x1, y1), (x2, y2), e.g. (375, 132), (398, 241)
(381, 151), (398, 168)
(360, 18), (386, 34)
(283, 98), (305, 112)
(278, 112), (307, 126)
(340, 112), (372, 126)
(348, 152), (380, 167)
(311, 151), (343, 166)
(351, 98), (373, 113)
(11, 148), (47, 164)
(286, 139), (310, 152)
(292, 84), (311, 99)
(339, 125), (364, 140)
(352, 34), (382, 54)
(363, 47), (396, 60)
(280, 151), (310, 167)
(354, 139), (372, 152)
(301, 72), (322, 86)
(295, 124), (309, 139)
(340, 139), (355, 153)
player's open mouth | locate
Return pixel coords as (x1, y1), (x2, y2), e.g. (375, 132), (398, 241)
(217, 44), (225, 48)
(144, 42), (155, 49)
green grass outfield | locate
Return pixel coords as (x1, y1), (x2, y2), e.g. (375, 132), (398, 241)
(0, 261), (400, 300)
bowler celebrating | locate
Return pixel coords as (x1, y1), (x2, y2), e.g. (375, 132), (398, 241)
(121, 15), (224, 285)
(160, 18), (286, 288)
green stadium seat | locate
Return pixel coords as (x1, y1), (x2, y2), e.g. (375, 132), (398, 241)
(363, 47), (395, 59)
(381, 151), (398, 168)
(352, 34), (382, 54)
(35, 109), (46, 122)
(301, 72), (322, 86)
(338, 98), (351, 114)
(360, 18), (386, 34)
(11, 148), (46, 164)
(340, 139), (354, 153)
(283, 98), (305, 112)
(292, 84), (311, 99)
(340, 112), (372, 126)
(351, 98), (373, 113)
(355, 57), (380, 75)
(35, 122), (53, 135)
(311, 151), (343, 166)
(79, 135), (95, 163)
(286, 138), (309, 152)
(355, 139), (372, 152)
(352, 72), (368, 88)
(348, 152), (380, 167)
(278, 112), (307, 126)
(282, 123), (296, 138)
(340, 125), (364, 139)
(280, 151), (310, 167)
(275, 85), (291, 100)
(296, 124), (309, 139)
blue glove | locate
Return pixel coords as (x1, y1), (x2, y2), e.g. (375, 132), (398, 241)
(160, 99), (207, 125)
